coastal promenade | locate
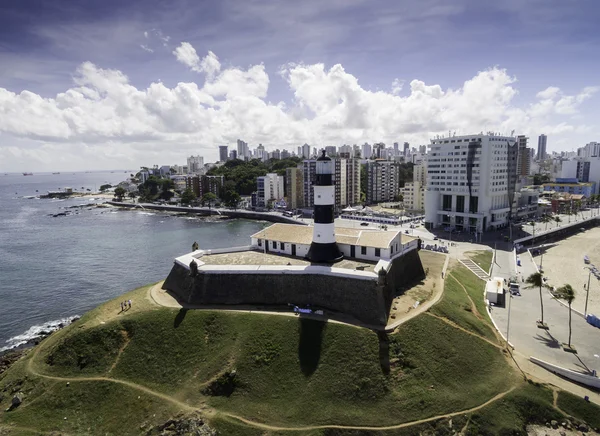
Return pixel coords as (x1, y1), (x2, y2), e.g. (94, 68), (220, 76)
(106, 201), (306, 225)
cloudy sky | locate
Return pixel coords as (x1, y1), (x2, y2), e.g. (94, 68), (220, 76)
(1, 0), (599, 171)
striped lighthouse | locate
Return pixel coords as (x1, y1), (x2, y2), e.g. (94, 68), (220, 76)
(306, 150), (343, 263)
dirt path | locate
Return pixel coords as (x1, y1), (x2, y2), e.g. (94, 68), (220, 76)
(424, 312), (503, 350)
(220, 387), (517, 432)
(448, 272), (483, 320)
(22, 324), (520, 433)
(108, 330), (130, 374)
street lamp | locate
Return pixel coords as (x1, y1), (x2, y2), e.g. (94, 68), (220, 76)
(583, 266), (593, 317)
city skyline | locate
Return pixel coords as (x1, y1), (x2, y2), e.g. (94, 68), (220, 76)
(1, 0), (599, 172)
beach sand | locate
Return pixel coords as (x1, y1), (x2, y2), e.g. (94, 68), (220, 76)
(533, 227), (600, 316)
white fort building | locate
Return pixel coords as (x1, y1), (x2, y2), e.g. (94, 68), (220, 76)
(425, 133), (517, 233)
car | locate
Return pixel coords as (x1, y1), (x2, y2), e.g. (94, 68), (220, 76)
(360, 222), (369, 226)
(433, 236), (439, 240)
(404, 230), (410, 234)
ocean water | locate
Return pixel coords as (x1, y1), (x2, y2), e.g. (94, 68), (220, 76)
(0, 172), (267, 351)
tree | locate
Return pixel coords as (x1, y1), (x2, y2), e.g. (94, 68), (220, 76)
(223, 190), (241, 209)
(202, 192), (217, 209)
(555, 284), (575, 348)
(533, 173), (551, 186)
(114, 187), (126, 200)
(554, 216), (562, 228)
(128, 192), (136, 199)
(525, 272), (546, 326)
(180, 189), (196, 205)
(99, 184), (112, 192)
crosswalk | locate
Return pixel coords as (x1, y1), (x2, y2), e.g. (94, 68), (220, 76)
(460, 258), (490, 279)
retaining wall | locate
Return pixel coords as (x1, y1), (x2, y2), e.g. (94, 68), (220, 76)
(162, 248), (425, 326)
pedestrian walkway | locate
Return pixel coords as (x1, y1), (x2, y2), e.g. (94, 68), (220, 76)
(460, 258), (489, 279)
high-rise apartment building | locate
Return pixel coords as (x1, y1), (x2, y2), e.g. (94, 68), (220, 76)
(344, 158), (361, 206)
(185, 175), (224, 198)
(403, 142), (409, 157)
(219, 146), (228, 162)
(302, 143), (312, 159)
(237, 139), (249, 160)
(361, 143), (372, 159)
(424, 133), (517, 232)
(537, 134), (547, 160)
(402, 163), (427, 211)
(187, 155), (204, 174)
(325, 146), (337, 157)
(302, 157), (360, 210)
(366, 160), (401, 204)
(517, 135), (531, 176)
(256, 173), (284, 208)
(285, 167), (304, 209)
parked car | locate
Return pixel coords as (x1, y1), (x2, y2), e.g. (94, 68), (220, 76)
(360, 222), (369, 226)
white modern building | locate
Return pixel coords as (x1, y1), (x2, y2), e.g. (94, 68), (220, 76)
(256, 173), (284, 208)
(425, 133), (517, 232)
(561, 158), (600, 194)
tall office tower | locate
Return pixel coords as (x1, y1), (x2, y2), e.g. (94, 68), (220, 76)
(256, 143), (266, 161)
(373, 143), (386, 159)
(393, 142), (399, 156)
(306, 150), (343, 263)
(302, 143), (311, 159)
(366, 160), (401, 203)
(229, 150), (237, 160)
(516, 135), (531, 176)
(325, 146), (337, 157)
(537, 134), (547, 160)
(219, 146), (228, 162)
(361, 143), (372, 159)
(187, 155), (204, 174)
(339, 144), (352, 156)
(237, 139), (249, 160)
(281, 149), (291, 159)
(285, 167), (304, 209)
(403, 142), (409, 157)
(298, 146), (302, 157)
(419, 145), (427, 154)
(424, 133), (517, 233)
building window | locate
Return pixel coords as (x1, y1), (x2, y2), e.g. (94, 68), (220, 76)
(280, 242), (285, 250)
(258, 239), (262, 247)
(272, 241), (277, 249)
(375, 248), (381, 257)
(361, 246), (367, 255)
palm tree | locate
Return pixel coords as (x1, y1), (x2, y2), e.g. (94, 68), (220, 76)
(526, 272), (546, 327)
(554, 216), (562, 228)
(555, 284), (575, 348)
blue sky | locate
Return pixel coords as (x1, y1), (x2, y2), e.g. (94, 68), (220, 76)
(0, 0), (599, 171)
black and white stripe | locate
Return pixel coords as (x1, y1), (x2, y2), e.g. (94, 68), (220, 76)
(306, 150), (343, 263)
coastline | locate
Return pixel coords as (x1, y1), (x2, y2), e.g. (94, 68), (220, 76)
(106, 201), (307, 225)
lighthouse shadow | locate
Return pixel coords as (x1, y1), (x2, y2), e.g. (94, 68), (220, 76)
(298, 317), (325, 376)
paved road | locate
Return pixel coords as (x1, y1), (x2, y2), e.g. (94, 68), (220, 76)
(489, 246), (600, 375)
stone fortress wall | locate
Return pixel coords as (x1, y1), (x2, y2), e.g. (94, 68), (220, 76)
(162, 248), (425, 326)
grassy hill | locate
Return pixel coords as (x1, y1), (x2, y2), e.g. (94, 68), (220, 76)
(1, 267), (599, 435)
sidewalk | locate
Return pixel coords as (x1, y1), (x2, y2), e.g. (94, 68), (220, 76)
(490, 248), (600, 376)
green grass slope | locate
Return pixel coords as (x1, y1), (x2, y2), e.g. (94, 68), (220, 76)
(1, 274), (595, 435)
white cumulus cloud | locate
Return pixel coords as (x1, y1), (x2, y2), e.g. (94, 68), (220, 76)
(173, 43), (221, 78)
(0, 44), (597, 170)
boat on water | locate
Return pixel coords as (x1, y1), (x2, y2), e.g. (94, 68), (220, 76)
(52, 172), (60, 175)
(23, 172), (33, 176)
